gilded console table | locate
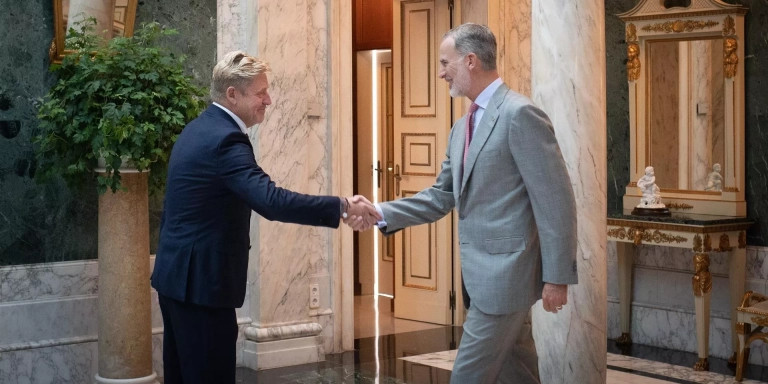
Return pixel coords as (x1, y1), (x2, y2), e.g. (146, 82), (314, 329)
(608, 212), (752, 371)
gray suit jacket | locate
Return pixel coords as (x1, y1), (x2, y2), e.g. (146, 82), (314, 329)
(380, 83), (578, 315)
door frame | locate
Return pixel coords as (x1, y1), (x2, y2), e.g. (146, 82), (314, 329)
(329, 0), (356, 352)
(335, 0), (472, 352)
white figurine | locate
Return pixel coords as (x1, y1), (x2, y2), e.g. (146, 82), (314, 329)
(704, 163), (723, 192)
(636, 166), (663, 208)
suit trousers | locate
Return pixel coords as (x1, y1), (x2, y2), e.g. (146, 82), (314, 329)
(158, 294), (238, 384)
(451, 305), (540, 384)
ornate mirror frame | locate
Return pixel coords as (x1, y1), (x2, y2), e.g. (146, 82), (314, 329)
(618, 0), (748, 216)
(50, 0), (138, 63)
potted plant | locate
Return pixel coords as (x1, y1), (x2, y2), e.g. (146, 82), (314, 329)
(35, 18), (206, 194)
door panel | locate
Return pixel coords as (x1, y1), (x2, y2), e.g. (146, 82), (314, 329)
(391, 0), (453, 325)
(379, 54), (395, 297)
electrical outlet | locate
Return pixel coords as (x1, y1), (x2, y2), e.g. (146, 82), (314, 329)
(309, 283), (320, 309)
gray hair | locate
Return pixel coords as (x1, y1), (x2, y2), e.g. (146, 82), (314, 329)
(210, 51), (271, 102)
(442, 23), (497, 71)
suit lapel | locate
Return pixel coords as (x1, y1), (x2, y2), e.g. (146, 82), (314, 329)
(460, 84), (510, 192)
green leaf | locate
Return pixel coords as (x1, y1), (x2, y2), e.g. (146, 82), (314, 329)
(34, 20), (206, 195)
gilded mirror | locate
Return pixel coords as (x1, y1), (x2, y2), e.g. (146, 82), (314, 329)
(619, 0), (747, 216)
(50, 0), (138, 63)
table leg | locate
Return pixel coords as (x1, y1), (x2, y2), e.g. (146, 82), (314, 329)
(693, 252), (712, 371)
(616, 242), (634, 345)
(729, 246), (747, 364)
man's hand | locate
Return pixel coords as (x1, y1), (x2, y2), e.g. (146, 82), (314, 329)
(541, 283), (568, 314)
(343, 195), (381, 231)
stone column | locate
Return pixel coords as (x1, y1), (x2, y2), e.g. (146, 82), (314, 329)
(531, 2), (608, 383)
(216, 0), (258, 59)
(95, 171), (158, 384)
(217, 0), (337, 370)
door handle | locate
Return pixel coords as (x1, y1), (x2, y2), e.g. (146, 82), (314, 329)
(373, 160), (383, 188)
(394, 164), (402, 196)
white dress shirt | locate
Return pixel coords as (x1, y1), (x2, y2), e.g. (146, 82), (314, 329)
(212, 102), (248, 134)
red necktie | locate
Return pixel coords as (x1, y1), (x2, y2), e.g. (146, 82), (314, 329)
(463, 103), (480, 171)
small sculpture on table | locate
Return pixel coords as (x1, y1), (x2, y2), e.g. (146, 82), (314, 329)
(704, 163), (722, 192)
(632, 166), (671, 216)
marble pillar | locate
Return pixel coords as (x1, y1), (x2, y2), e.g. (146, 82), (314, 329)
(95, 171), (158, 384)
(530, 2), (607, 383)
(217, 0), (338, 370)
(216, 0), (258, 58)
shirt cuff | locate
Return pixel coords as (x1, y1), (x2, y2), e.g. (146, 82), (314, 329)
(374, 203), (388, 229)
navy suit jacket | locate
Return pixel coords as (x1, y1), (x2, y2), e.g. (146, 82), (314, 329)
(151, 105), (340, 308)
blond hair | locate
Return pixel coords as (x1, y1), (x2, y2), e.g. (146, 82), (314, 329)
(210, 51), (271, 102)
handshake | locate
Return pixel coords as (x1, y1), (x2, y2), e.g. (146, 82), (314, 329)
(342, 195), (382, 231)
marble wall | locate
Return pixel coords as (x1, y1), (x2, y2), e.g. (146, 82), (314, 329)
(0, 0), (216, 266)
(0, 258), (253, 382)
(530, 0), (607, 382)
(248, 0), (338, 354)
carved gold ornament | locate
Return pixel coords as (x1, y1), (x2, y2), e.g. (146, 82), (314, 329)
(607, 227), (686, 246)
(723, 15), (736, 36)
(693, 234), (703, 252)
(48, 39), (58, 63)
(703, 234), (712, 252)
(666, 202), (694, 210)
(616, 332), (632, 345)
(718, 234), (732, 252)
(692, 253), (712, 297)
(724, 37), (738, 79)
(626, 23), (638, 42)
(607, 227), (630, 240)
(633, 228), (644, 245)
(649, 229), (687, 245)
(751, 316), (768, 327)
(739, 231), (747, 248)
(641, 20), (719, 33)
(723, 186), (740, 192)
(627, 43), (641, 82)
(694, 357), (709, 371)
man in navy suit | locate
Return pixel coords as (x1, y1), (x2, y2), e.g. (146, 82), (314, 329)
(151, 51), (379, 383)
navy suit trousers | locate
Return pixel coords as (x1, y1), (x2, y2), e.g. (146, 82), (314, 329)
(158, 294), (238, 384)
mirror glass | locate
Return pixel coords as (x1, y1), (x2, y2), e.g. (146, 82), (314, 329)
(646, 37), (725, 192)
(52, 0), (137, 63)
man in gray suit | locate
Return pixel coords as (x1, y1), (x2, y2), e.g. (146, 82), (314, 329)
(347, 23), (577, 383)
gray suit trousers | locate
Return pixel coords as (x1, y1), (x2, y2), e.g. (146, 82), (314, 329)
(451, 306), (540, 384)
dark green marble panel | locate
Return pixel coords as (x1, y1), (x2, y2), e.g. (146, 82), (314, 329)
(0, 0), (98, 266)
(605, 0), (768, 246)
(135, 0), (217, 254)
(741, 0), (768, 246)
(605, 0), (636, 216)
(0, 0), (216, 266)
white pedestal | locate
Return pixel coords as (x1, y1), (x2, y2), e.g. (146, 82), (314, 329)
(242, 336), (324, 370)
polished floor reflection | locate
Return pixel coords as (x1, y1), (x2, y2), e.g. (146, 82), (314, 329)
(235, 296), (768, 383)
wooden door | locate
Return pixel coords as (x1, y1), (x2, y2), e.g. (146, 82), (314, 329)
(391, 0), (453, 325)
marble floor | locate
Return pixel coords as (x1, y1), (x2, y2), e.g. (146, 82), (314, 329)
(235, 295), (768, 383)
